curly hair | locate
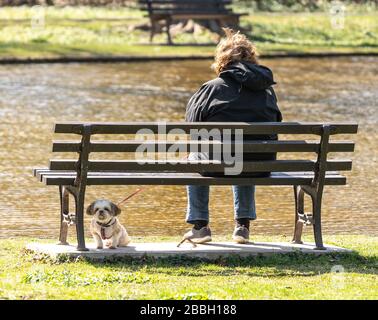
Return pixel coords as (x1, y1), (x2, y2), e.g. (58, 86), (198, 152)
(212, 28), (259, 75)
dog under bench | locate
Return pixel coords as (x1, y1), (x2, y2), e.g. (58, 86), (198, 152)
(33, 121), (358, 252)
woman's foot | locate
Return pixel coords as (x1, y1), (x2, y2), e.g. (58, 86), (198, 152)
(232, 226), (249, 244)
(182, 226), (212, 244)
(232, 218), (250, 244)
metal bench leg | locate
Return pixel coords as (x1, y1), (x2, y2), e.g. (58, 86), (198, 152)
(292, 185), (305, 244)
(309, 124), (330, 250)
(166, 17), (173, 45)
(74, 186), (88, 251)
(150, 18), (155, 43)
(292, 185), (325, 249)
(58, 185), (69, 245)
(312, 195), (325, 250)
(296, 185), (325, 250)
(72, 124), (91, 252)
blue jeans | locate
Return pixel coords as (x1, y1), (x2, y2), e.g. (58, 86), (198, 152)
(186, 185), (256, 224)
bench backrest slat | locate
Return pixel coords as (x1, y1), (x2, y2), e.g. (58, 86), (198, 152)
(54, 122), (358, 135)
(52, 140), (355, 153)
(49, 159), (352, 173)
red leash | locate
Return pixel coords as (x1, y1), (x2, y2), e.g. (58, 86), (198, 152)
(117, 188), (145, 207)
(116, 153), (190, 207)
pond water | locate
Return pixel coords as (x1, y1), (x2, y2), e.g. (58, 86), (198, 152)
(0, 57), (377, 239)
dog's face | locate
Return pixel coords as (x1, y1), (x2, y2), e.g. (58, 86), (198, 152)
(86, 200), (121, 223)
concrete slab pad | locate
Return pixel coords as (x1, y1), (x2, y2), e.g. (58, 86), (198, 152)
(26, 241), (352, 261)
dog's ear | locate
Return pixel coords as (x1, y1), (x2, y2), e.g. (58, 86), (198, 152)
(111, 202), (121, 216)
(86, 201), (96, 215)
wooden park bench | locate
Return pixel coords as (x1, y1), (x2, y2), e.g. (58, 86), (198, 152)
(33, 122), (358, 251)
(138, 0), (246, 44)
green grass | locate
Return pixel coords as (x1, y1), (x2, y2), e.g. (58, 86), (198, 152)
(245, 12), (378, 53)
(233, 0), (378, 13)
(0, 6), (377, 59)
(0, 235), (377, 299)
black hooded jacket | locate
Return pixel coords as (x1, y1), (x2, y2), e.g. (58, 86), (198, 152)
(185, 61), (283, 163)
(185, 61), (282, 124)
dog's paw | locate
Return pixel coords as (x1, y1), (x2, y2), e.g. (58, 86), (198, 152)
(96, 246), (103, 249)
(109, 246), (117, 250)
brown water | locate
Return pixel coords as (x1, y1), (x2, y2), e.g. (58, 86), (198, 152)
(0, 57), (377, 239)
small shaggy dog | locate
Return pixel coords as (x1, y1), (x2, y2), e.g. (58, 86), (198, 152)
(86, 199), (130, 249)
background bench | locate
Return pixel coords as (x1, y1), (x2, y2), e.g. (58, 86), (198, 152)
(138, 0), (245, 44)
(33, 122), (358, 251)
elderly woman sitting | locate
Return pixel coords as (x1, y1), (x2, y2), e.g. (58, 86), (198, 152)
(184, 28), (282, 244)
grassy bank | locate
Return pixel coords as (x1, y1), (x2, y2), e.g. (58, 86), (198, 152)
(0, 235), (377, 299)
(0, 6), (377, 60)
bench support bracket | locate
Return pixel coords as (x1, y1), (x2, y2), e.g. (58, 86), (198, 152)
(166, 17), (173, 45)
(58, 185), (71, 245)
(56, 125), (91, 251)
(73, 125), (91, 251)
(292, 125), (331, 250)
(58, 185), (79, 246)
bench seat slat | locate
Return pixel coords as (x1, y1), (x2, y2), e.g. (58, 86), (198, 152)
(34, 170), (346, 186)
(54, 122), (358, 135)
(34, 169), (342, 178)
(52, 140), (355, 153)
(48, 159), (352, 172)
